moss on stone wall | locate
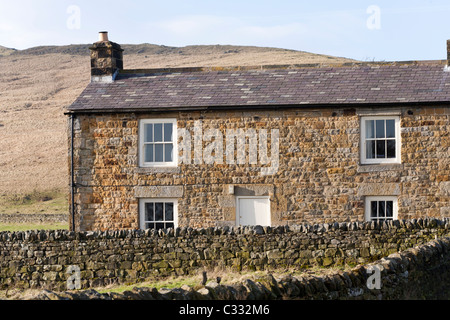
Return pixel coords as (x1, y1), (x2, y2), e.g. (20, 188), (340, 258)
(0, 218), (449, 291)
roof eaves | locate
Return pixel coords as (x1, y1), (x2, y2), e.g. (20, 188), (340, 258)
(65, 100), (450, 115)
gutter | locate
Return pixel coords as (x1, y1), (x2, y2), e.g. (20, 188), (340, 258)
(69, 114), (76, 231)
(65, 100), (450, 115)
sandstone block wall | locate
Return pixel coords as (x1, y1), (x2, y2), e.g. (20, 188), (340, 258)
(34, 236), (450, 300)
(70, 106), (450, 231)
(1, 218), (449, 291)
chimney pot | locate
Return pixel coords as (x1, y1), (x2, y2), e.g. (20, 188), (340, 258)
(99, 31), (109, 42)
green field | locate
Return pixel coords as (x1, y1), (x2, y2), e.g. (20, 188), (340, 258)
(0, 189), (69, 232)
(0, 189), (68, 215)
(0, 223), (69, 232)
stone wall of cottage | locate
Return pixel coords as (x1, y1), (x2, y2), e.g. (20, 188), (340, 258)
(69, 106), (450, 231)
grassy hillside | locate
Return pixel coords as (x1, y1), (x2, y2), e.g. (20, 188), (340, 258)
(0, 45), (16, 56)
(0, 43), (355, 211)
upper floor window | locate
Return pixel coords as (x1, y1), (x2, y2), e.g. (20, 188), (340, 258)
(360, 116), (400, 164)
(139, 119), (177, 167)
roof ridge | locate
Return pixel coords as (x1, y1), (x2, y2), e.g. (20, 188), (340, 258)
(119, 59), (447, 75)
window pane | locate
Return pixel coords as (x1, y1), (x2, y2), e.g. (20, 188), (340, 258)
(365, 120), (374, 139)
(165, 144), (173, 162)
(146, 223), (155, 230)
(145, 203), (154, 221)
(144, 144), (154, 162)
(155, 203), (164, 221)
(387, 140), (396, 158)
(371, 201), (377, 218)
(155, 144), (164, 162)
(376, 140), (386, 158)
(164, 123), (173, 142)
(378, 201), (386, 217)
(145, 124), (153, 142)
(376, 120), (385, 138)
(165, 203), (174, 221)
(366, 140), (375, 159)
(386, 120), (395, 138)
(156, 223), (165, 230)
(386, 201), (393, 218)
(154, 123), (163, 142)
(166, 223), (175, 229)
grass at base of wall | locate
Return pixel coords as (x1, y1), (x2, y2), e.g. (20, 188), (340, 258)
(0, 189), (68, 215)
(95, 266), (350, 295)
(96, 275), (205, 294)
(0, 266), (351, 300)
(0, 223), (69, 232)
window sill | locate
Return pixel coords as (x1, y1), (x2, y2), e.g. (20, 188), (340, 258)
(357, 163), (403, 173)
(135, 166), (180, 174)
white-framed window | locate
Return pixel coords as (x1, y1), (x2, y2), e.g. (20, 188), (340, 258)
(364, 196), (398, 222)
(139, 119), (177, 167)
(139, 199), (178, 230)
(360, 116), (401, 164)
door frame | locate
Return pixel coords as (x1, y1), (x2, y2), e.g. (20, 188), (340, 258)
(236, 196), (271, 227)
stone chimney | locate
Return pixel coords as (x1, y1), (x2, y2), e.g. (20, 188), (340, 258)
(447, 39), (450, 65)
(89, 31), (124, 83)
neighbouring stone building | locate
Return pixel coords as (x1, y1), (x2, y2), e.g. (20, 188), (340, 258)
(66, 32), (450, 232)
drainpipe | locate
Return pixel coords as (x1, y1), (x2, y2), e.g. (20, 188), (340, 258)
(70, 113), (76, 232)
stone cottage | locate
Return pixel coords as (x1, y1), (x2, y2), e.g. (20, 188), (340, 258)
(66, 32), (450, 232)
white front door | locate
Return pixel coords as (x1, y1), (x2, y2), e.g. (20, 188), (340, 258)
(237, 197), (271, 227)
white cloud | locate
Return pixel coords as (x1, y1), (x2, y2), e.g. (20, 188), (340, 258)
(0, 0), (42, 48)
(0, 22), (14, 31)
(237, 22), (307, 40)
(146, 14), (311, 48)
(154, 15), (307, 42)
(155, 15), (230, 36)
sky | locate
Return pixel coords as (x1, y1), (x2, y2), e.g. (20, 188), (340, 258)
(0, 0), (449, 61)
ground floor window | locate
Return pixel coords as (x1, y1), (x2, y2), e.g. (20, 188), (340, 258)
(139, 199), (178, 230)
(365, 196), (398, 222)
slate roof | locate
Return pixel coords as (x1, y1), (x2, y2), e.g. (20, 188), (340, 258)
(67, 61), (450, 112)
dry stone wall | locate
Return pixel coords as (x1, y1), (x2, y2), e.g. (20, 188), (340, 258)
(1, 218), (449, 292)
(0, 214), (68, 224)
(34, 236), (450, 300)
